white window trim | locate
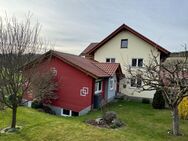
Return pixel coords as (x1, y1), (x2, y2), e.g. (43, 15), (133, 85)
(61, 109), (72, 117)
(95, 80), (102, 94)
(109, 78), (114, 90)
(131, 58), (143, 67)
(121, 39), (128, 48)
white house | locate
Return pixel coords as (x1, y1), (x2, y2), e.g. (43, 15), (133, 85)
(80, 24), (170, 101)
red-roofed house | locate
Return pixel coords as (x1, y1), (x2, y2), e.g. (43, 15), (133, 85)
(80, 24), (170, 100)
(24, 50), (123, 116)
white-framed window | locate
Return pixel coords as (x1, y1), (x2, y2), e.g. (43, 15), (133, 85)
(61, 108), (72, 117)
(106, 58), (116, 63)
(95, 80), (102, 94)
(131, 58), (143, 67)
(130, 77), (142, 88)
(109, 78), (114, 90)
(121, 39), (128, 48)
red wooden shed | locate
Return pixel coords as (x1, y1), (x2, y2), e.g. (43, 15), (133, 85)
(23, 50), (123, 116)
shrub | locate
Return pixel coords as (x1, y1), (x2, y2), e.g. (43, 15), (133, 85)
(43, 106), (56, 115)
(142, 98), (150, 104)
(31, 100), (43, 109)
(102, 111), (117, 124)
(152, 89), (165, 109)
(178, 96), (188, 120)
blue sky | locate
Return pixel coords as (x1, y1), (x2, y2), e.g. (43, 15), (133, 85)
(0, 0), (187, 54)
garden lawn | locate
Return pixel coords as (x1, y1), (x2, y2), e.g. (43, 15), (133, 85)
(0, 101), (188, 141)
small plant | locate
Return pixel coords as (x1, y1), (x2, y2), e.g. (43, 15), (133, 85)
(152, 89), (165, 109)
(178, 96), (188, 120)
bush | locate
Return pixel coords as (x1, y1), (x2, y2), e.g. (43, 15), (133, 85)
(43, 106), (56, 115)
(178, 96), (188, 120)
(152, 89), (165, 109)
(102, 111), (117, 124)
(142, 98), (150, 104)
(31, 100), (43, 109)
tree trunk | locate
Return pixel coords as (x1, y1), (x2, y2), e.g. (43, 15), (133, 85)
(11, 107), (17, 128)
(172, 106), (180, 135)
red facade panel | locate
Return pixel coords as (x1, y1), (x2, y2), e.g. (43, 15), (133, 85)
(46, 57), (93, 112)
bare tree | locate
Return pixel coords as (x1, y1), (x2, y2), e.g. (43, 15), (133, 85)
(127, 50), (188, 136)
(0, 14), (46, 129)
(29, 71), (58, 104)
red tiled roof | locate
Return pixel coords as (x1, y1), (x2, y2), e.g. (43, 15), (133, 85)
(42, 50), (122, 79)
(80, 43), (98, 55)
(93, 62), (120, 76)
(80, 24), (170, 56)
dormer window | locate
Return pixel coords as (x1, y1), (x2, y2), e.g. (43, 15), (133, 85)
(121, 39), (128, 48)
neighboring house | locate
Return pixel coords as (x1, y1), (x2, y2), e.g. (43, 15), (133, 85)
(167, 51), (188, 61)
(23, 50), (123, 116)
(165, 51), (188, 84)
(80, 24), (170, 100)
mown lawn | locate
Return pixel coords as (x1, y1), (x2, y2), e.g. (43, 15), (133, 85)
(0, 101), (188, 141)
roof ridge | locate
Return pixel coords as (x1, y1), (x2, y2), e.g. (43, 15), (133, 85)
(51, 50), (79, 57)
(51, 51), (101, 78)
(25, 50), (119, 78)
(52, 50), (98, 63)
(51, 50), (113, 78)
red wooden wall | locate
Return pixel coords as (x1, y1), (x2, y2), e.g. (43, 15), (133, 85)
(25, 56), (94, 112)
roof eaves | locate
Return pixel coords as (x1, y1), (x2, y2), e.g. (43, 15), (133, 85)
(51, 52), (99, 79)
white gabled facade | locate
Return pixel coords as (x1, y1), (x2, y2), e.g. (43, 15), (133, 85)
(81, 24), (169, 100)
(94, 30), (160, 99)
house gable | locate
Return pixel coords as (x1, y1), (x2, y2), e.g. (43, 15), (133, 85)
(48, 57), (94, 112)
(94, 30), (161, 67)
(84, 24), (170, 99)
(80, 24), (170, 58)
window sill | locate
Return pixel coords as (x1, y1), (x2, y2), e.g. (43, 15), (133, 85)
(130, 86), (142, 89)
(130, 86), (137, 89)
(95, 91), (102, 94)
(110, 88), (114, 90)
(131, 66), (143, 68)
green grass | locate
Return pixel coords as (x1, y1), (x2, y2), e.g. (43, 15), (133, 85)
(0, 101), (188, 141)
